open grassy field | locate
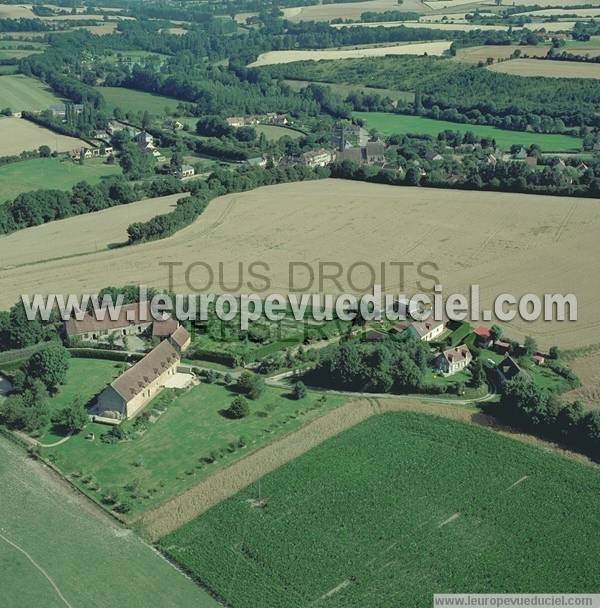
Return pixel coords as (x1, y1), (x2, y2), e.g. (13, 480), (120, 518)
(43, 379), (344, 518)
(254, 124), (303, 140)
(0, 157), (121, 202)
(160, 411), (600, 608)
(248, 41), (452, 66)
(96, 86), (185, 115)
(353, 111), (582, 151)
(488, 58), (600, 79)
(0, 179), (598, 349)
(0, 435), (218, 608)
(37, 358), (122, 443)
(0, 117), (87, 155)
(516, 7), (600, 16)
(283, 78), (414, 101)
(0, 74), (63, 112)
(0, 192), (186, 269)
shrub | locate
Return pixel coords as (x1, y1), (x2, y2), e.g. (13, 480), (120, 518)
(227, 396), (250, 419)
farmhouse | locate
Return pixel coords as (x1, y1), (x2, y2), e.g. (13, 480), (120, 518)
(495, 355), (523, 385)
(64, 302), (190, 347)
(95, 340), (181, 420)
(64, 302), (153, 341)
(473, 326), (493, 348)
(405, 318), (445, 342)
(175, 164), (195, 178)
(335, 141), (385, 165)
(436, 345), (472, 375)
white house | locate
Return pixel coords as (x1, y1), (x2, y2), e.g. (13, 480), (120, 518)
(436, 345), (472, 376)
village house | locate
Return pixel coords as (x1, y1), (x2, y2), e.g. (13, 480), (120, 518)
(264, 112), (289, 126)
(532, 353), (545, 366)
(335, 141), (386, 166)
(175, 164), (195, 178)
(436, 345), (472, 376)
(301, 149), (333, 168)
(494, 340), (511, 355)
(405, 318), (445, 342)
(473, 326), (493, 348)
(495, 355), (523, 385)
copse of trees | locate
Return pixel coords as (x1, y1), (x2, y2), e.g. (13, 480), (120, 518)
(309, 335), (430, 393)
(500, 376), (600, 461)
(0, 176), (185, 235)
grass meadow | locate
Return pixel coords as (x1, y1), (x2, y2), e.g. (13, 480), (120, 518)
(96, 86), (185, 115)
(0, 436), (218, 608)
(161, 412), (600, 608)
(0, 157), (122, 202)
(354, 111), (583, 152)
(0, 74), (62, 112)
(44, 373), (344, 517)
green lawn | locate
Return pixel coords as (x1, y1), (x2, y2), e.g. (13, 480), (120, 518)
(38, 358), (123, 443)
(96, 86), (185, 116)
(354, 111), (583, 152)
(0, 49), (42, 60)
(255, 124), (304, 141)
(44, 378), (344, 517)
(0, 157), (122, 203)
(161, 412), (600, 608)
(0, 436), (218, 608)
(0, 74), (63, 112)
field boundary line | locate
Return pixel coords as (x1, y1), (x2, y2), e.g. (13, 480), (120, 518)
(0, 532), (74, 608)
(137, 399), (374, 540)
(138, 393), (597, 541)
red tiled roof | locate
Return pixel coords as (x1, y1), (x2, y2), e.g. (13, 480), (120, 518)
(474, 326), (491, 338)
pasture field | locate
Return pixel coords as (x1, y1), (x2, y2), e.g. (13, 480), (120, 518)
(248, 41), (452, 66)
(0, 192), (186, 269)
(254, 124), (303, 140)
(488, 58), (600, 79)
(43, 380), (344, 518)
(0, 48), (42, 59)
(0, 179), (599, 349)
(0, 117), (86, 155)
(0, 74), (62, 112)
(96, 86), (184, 115)
(0, 435), (218, 608)
(0, 157), (121, 202)
(283, 78), (414, 101)
(353, 111), (582, 151)
(161, 412), (600, 608)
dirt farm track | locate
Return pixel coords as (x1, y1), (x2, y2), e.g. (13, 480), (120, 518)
(0, 179), (598, 349)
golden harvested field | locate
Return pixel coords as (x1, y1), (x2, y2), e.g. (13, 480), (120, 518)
(563, 351), (600, 410)
(516, 7), (600, 16)
(0, 117), (87, 155)
(332, 21), (512, 30)
(248, 41), (452, 65)
(454, 44), (552, 63)
(488, 58), (600, 78)
(0, 179), (598, 349)
(282, 0), (429, 22)
(0, 193), (186, 269)
(0, 4), (35, 18)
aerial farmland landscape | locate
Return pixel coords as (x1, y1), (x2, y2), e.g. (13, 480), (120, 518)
(0, 1), (598, 607)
